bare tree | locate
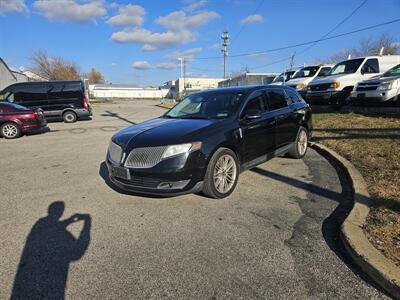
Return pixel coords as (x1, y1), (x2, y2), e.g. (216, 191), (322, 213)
(85, 68), (105, 84)
(30, 50), (80, 80)
(317, 33), (400, 64)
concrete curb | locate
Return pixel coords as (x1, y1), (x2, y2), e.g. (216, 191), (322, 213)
(310, 142), (400, 299)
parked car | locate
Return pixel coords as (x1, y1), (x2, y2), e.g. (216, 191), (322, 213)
(351, 63), (400, 106)
(0, 102), (47, 139)
(106, 86), (312, 199)
(270, 70), (297, 85)
(306, 55), (400, 105)
(286, 64), (332, 98)
(0, 80), (92, 123)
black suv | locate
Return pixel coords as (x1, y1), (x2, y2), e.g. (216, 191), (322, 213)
(106, 85), (312, 198)
(0, 81), (92, 123)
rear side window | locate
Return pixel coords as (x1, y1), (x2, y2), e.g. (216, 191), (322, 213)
(47, 83), (66, 100)
(266, 89), (287, 110)
(63, 82), (83, 100)
(14, 84), (47, 103)
(243, 91), (266, 115)
(361, 59), (379, 74)
(285, 89), (302, 104)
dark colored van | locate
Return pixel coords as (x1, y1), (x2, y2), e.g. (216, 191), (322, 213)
(0, 81), (92, 123)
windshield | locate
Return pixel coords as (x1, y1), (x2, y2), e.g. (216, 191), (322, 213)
(330, 58), (364, 75)
(273, 71), (295, 83)
(383, 64), (400, 77)
(165, 92), (244, 119)
(292, 66), (319, 79)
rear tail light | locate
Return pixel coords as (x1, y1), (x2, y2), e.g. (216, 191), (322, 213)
(83, 97), (88, 110)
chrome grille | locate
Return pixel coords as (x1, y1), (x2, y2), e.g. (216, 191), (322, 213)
(125, 146), (168, 169)
(108, 142), (123, 164)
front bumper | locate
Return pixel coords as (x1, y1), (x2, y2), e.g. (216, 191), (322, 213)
(105, 153), (206, 196)
(306, 90), (344, 104)
(351, 89), (398, 104)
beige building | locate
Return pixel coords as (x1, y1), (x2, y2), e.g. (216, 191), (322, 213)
(165, 77), (224, 99)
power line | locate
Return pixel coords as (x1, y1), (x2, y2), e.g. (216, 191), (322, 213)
(298, 0), (368, 54)
(194, 18), (400, 60)
(230, 0), (265, 45)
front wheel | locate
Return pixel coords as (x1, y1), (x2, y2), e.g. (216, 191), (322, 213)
(287, 127), (309, 159)
(1, 122), (21, 139)
(202, 148), (239, 199)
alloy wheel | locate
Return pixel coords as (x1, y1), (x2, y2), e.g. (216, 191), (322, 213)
(298, 130), (308, 156)
(2, 124), (18, 138)
(213, 154), (237, 194)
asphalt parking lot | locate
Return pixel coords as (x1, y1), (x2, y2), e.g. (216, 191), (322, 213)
(0, 100), (389, 299)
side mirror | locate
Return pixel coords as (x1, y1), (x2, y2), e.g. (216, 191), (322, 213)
(244, 109), (262, 120)
(360, 68), (365, 75)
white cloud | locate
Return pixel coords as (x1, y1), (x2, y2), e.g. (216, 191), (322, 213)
(112, 28), (196, 51)
(209, 42), (220, 50)
(132, 61), (152, 70)
(110, 63), (117, 67)
(111, 10), (219, 51)
(157, 10), (219, 31)
(0, 0), (28, 15)
(156, 62), (179, 70)
(107, 4), (145, 27)
(165, 48), (202, 60)
(183, 0), (207, 13)
(240, 14), (263, 24)
(33, 0), (106, 23)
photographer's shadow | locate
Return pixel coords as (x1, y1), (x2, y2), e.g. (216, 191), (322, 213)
(11, 201), (91, 300)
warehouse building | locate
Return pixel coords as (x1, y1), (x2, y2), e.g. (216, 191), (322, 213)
(218, 72), (278, 88)
(89, 84), (170, 99)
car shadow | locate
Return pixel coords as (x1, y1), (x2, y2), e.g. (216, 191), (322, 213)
(11, 201), (91, 299)
(250, 153), (386, 294)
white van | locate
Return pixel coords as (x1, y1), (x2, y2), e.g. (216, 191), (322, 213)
(270, 69), (297, 86)
(306, 55), (400, 105)
(285, 64), (333, 98)
(351, 63), (400, 106)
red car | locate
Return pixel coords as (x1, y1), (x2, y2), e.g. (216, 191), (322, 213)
(0, 102), (47, 139)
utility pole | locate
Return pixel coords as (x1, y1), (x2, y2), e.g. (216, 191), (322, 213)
(289, 52), (295, 70)
(221, 31), (229, 79)
(178, 57), (186, 98)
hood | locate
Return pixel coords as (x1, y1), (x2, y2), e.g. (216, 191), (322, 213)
(112, 117), (216, 150)
(360, 74), (400, 84)
(286, 77), (313, 86)
(309, 73), (353, 85)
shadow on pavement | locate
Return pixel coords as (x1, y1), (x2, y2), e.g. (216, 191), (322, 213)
(11, 201), (91, 299)
(101, 110), (136, 125)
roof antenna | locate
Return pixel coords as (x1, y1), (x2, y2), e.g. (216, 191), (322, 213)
(379, 47), (385, 56)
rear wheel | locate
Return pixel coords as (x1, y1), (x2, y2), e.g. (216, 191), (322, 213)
(287, 127), (308, 159)
(202, 148), (239, 199)
(1, 122), (21, 139)
(63, 111), (77, 123)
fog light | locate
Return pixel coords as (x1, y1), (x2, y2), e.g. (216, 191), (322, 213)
(157, 180), (190, 190)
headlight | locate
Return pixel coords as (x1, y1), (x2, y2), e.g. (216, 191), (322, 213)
(296, 83), (307, 90)
(108, 141), (123, 163)
(378, 81), (394, 91)
(329, 82), (340, 89)
(162, 142), (202, 159)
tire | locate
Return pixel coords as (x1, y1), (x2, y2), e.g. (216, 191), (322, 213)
(63, 111), (77, 123)
(287, 127), (309, 159)
(1, 122), (21, 139)
(202, 148), (239, 199)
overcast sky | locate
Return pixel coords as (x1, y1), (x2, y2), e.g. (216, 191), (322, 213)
(0, 0), (399, 86)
